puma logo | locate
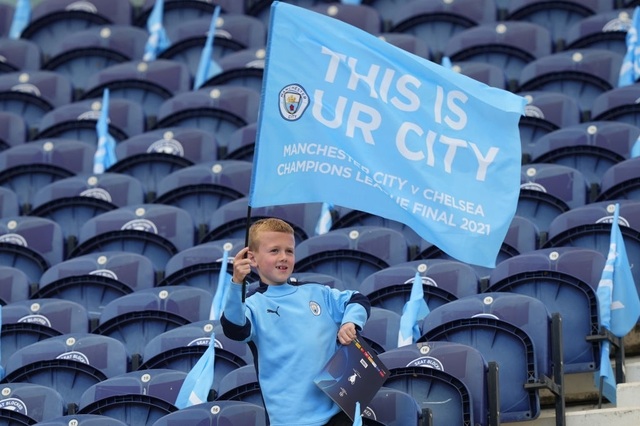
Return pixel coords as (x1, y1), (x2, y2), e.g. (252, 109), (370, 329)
(267, 306), (280, 317)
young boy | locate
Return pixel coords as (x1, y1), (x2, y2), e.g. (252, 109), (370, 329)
(221, 217), (371, 426)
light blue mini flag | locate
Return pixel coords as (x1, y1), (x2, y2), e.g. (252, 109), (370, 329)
(193, 6), (223, 90)
(210, 248), (231, 321)
(441, 56), (452, 69)
(342, 0), (362, 4)
(9, 0), (30, 39)
(619, 7), (640, 87)
(631, 136), (640, 158)
(315, 202), (334, 235)
(0, 305), (4, 380)
(398, 272), (430, 347)
(249, 2), (526, 268)
(93, 89), (117, 174)
(352, 401), (362, 426)
(143, 0), (171, 61)
(175, 333), (215, 408)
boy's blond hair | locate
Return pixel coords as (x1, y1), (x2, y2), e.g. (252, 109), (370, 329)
(248, 218), (294, 251)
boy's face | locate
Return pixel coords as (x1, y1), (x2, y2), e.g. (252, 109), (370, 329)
(249, 231), (296, 285)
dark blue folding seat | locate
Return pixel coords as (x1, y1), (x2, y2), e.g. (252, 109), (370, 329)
(0, 186), (20, 218)
(200, 47), (265, 93)
(109, 127), (218, 201)
(389, 0), (497, 62)
(543, 200), (640, 296)
(161, 13), (267, 78)
(154, 160), (252, 240)
(30, 173), (146, 255)
(70, 203), (196, 276)
(140, 321), (253, 399)
(591, 84), (640, 127)
(294, 226), (411, 291)
(0, 266), (30, 305)
(34, 414), (129, 426)
(0, 111), (27, 152)
(42, 25), (149, 97)
(0, 383), (65, 425)
(153, 86), (260, 156)
(379, 341), (493, 426)
(158, 238), (258, 289)
(246, 0), (325, 28)
(444, 21), (552, 91)
(0, 71), (74, 138)
(487, 247), (605, 374)
(81, 59), (191, 128)
(564, 9), (632, 55)
(377, 32), (431, 60)
(289, 272), (346, 290)
(34, 97), (146, 144)
(597, 156), (640, 202)
(216, 364), (263, 408)
(0, 3), (15, 38)
(91, 286), (213, 366)
(518, 49), (623, 119)
(0, 138), (95, 214)
(518, 163), (589, 236)
(1, 333), (129, 410)
(134, 0), (245, 30)
(224, 122), (256, 161)
(19, 0), (133, 60)
(360, 307), (401, 355)
(309, 3), (383, 34)
(518, 91), (582, 162)
(0, 38), (42, 73)
(359, 259), (480, 317)
(529, 121), (640, 192)
(77, 369), (185, 425)
(448, 60), (509, 89)
(505, 0), (614, 50)
(362, 387), (424, 426)
(0, 216), (64, 285)
(419, 292), (565, 423)
(34, 251), (157, 323)
(150, 400), (267, 426)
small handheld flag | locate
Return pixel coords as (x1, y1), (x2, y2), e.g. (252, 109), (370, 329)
(8, 0), (30, 40)
(93, 89), (117, 174)
(174, 331), (216, 408)
(398, 272), (430, 347)
(193, 6), (223, 90)
(210, 248), (231, 321)
(143, 0), (171, 61)
(619, 7), (640, 87)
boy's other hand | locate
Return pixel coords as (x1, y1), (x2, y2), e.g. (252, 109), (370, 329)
(338, 322), (357, 345)
(232, 247), (252, 284)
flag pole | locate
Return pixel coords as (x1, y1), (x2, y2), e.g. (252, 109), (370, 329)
(242, 205), (252, 302)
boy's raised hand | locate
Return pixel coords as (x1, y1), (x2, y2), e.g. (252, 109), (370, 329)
(232, 247), (252, 284)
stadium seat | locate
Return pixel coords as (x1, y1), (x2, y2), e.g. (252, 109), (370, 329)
(449, 60), (509, 89)
(134, 0), (245, 30)
(309, 3), (383, 34)
(1, 333), (129, 411)
(590, 84), (640, 127)
(419, 292), (565, 423)
(158, 238), (259, 289)
(140, 321), (253, 399)
(200, 47), (265, 93)
(246, 0), (322, 28)
(564, 9), (632, 55)
(518, 49), (623, 119)
(0, 3), (16, 38)
(34, 414), (129, 426)
(224, 122), (257, 161)
(0, 265), (31, 305)
(160, 13), (267, 78)
(91, 286), (213, 367)
(42, 25), (150, 98)
(0, 383), (65, 425)
(529, 121), (640, 194)
(150, 400), (267, 426)
(377, 32), (431, 61)
(379, 341), (494, 426)
(110, 127), (218, 201)
(0, 138), (95, 214)
(81, 59), (191, 128)
(360, 307), (401, 355)
(362, 387), (425, 426)
(518, 163), (589, 237)
(486, 247), (606, 373)
(389, 0), (498, 62)
(293, 226), (411, 291)
(359, 259), (480, 316)
(153, 160), (252, 240)
(0, 71), (74, 138)
(0, 215), (64, 285)
(153, 86), (261, 156)
(34, 97), (146, 144)
(34, 251), (157, 323)
(20, 0), (133, 60)
(518, 91), (582, 162)
(444, 21), (552, 91)
(504, 0), (614, 50)
(597, 156), (640, 202)
(30, 173), (146, 255)
(0, 38), (42, 73)
(543, 200), (640, 296)
(0, 111), (27, 152)
(0, 186), (20, 218)
(289, 272), (347, 290)
(216, 364), (263, 408)
(77, 369), (185, 425)
(70, 204), (196, 274)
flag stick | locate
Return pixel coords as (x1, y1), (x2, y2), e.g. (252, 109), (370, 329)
(242, 205), (252, 302)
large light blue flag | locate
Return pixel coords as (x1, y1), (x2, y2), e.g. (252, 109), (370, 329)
(93, 89), (117, 174)
(398, 272), (430, 347)
(175, 333), (216, 408)
(249, 2), (526, 268)
(143, 0), (171, 62)
(210, 248), (231, 321)
(9, 0), (30, 39)
(619, 7), (640, 87)
(315, 202), (334, 235)
(193, 6), (223, 90)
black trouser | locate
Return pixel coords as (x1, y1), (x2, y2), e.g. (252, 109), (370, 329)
(323, 411), (353, 426)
